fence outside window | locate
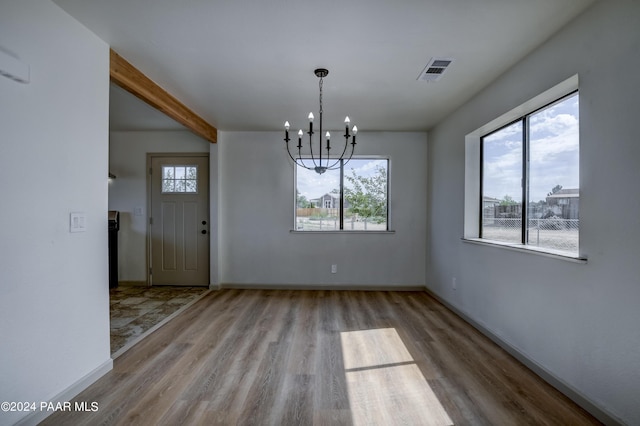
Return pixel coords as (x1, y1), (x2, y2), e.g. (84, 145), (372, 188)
(296, 208), (387, 231)
(482, 217), (579, 254)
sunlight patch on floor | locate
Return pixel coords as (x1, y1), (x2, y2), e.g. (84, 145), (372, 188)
(341, 328), (453, 426)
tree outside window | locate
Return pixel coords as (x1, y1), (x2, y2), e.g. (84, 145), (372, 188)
(295, 158), (388, 231)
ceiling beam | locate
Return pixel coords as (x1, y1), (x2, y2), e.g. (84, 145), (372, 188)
(109, 49), (217, 143)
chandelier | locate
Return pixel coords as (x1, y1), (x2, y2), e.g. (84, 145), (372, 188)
(284, 68), (358, 174)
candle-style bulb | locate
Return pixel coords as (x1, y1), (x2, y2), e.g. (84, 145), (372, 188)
(352, 125), (358, 135)
(326, 131), (331, 139)
(308, 112), (314, 122)
(344, 116), (350, 124)
(298, 129), (303, 137)
(284, 121), (290, 130)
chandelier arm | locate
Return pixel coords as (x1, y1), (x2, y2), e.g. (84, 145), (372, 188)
(324, 155), (344, 171)
(285, 143), (315, 170)
(284, 136), (298, 165)
(296, 160), (315, 171)
(285, 134), (313, 170)
(284, 140), (299, 164)
(337, 136), (351, 165)
(284, 135), (299, 165)
(324, 134), (352, 170)
(340, 141), (358, 169)
(296, 148), (315, 170)
(308, 123), (318, 168)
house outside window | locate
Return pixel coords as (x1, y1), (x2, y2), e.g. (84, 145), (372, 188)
(480, 91), (579, 255)
(295, 158), (388, 231)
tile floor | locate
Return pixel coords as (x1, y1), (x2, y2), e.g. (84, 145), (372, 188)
(109, 285), (209, 356)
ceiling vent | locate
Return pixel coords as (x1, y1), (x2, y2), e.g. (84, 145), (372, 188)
(417, 57), (453, 82)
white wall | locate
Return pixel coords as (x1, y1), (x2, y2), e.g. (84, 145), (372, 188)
(0, 1), (111, 425)
(426, 1), (640, 424)
(108, 131), (212, 283)
(218, 131), (427, 288)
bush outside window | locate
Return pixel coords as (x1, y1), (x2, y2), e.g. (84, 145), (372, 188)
(295, 158), (388, 231)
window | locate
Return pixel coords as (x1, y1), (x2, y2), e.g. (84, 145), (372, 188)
(162, 165), (198, 193)
(295, 158), (388, 231)
(480, 91), (579, 255)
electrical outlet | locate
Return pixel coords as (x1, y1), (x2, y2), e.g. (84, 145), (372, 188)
(331, 264), (337, 274)
(452, 277), (457, 290)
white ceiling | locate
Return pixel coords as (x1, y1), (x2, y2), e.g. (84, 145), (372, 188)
(53, 0), (595, 133)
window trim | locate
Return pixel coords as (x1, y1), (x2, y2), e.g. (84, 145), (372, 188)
(292, 156), (392, 233)
(463, 74), (585, 261)
(461, 237), (586, 263)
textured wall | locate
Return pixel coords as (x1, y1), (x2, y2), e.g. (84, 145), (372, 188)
(218, 131), (428, 288)
(0, 1), (111, 424)
(426, 1), (640, 423)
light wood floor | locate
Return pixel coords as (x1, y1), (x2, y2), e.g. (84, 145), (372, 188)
(110, 285), (209, 356)
(42, 290), (601, 425)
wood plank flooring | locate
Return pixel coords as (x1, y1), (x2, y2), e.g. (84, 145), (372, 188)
(42, 290), (601, 425)
(110, 285), (209, 355)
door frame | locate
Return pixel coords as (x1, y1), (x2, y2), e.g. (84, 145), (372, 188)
(146, 152), (210, 286)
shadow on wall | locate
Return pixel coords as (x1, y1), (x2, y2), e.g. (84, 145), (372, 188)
(115, 211), (147, 284)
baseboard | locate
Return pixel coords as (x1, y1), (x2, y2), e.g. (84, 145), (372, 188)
(220, 282), (425, 291)
(423, 286), (622, 426)
(15, 358), (113, 426)
(117, 280), (148, 287)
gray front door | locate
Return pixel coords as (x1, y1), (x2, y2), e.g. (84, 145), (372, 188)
(149, 154), (209, 286)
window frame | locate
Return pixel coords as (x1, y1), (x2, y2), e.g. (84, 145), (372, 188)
(479, 117), (526, 243)
(293, 156), (391, 232)
(463, 75), (585, 261)
(480, 90), (578, 245)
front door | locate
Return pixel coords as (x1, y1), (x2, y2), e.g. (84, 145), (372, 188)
(149, 154), (209, 286)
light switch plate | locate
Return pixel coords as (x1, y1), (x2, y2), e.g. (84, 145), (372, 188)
(70, 212), (87, 233)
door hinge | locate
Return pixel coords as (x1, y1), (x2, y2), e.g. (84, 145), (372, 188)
(149, 167), (152, 175)
(149, 217), (153, 225)
(149, 267), (152, 276)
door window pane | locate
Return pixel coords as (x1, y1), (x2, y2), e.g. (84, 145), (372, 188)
(162, 165), (198, 193)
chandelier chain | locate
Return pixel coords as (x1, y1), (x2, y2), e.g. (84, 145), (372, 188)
(319, 75), (323, 115)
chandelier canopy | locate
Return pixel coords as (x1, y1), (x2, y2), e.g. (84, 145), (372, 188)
(284, 68), (358, 174)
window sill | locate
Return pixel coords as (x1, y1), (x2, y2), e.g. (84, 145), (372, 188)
(461, 238), (587, 263)
(290, 230), (396, 234)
